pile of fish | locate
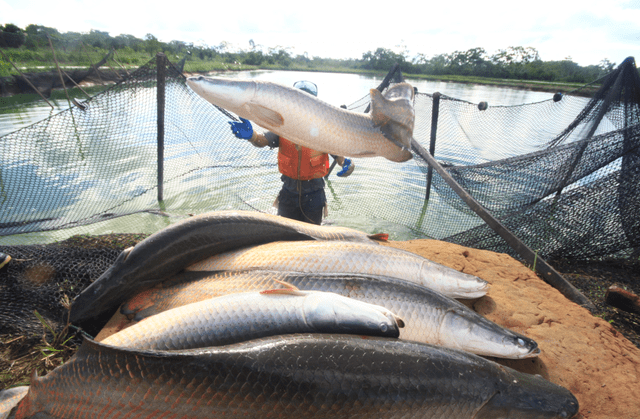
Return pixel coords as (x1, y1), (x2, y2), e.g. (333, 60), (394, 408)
(1, 210), (579, 418)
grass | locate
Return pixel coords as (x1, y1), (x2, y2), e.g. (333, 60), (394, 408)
(1, 296), (78, 389)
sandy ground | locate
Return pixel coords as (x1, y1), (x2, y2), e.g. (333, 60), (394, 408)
(387, 240), (640, 419)
(97, 239), (640, 419)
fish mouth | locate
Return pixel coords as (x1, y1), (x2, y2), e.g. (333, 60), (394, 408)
(511, 334), (540, 358)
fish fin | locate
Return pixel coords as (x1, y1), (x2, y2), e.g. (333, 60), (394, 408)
(246, 103), (284, 128)
(133, 306), (159, 322)
(260, 278), (305, 295)
(121, 246), (134, 262)
(120, 289), (156, 317)
(368, 233), (389, 241)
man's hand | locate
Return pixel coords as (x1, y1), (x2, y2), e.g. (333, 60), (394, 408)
(229, 118), (254, 140)
(337, 158), (354, 177)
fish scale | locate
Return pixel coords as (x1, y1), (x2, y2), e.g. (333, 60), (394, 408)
(70, 210), (386, 323)
(10, 335), (578, 419)
(186, 76), (415, 162)
(120, 270), (539, 359)
(187, 240), (489, 299)
(105, 290), (401, 350)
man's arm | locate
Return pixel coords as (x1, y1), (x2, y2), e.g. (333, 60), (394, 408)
(248, 131), (278, 148)
(229, 118), (278, 148)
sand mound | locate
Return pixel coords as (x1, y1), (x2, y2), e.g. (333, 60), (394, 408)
(386, 239), (640, 419)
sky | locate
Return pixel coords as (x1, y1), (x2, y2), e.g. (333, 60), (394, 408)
(1, 0), (639, 67)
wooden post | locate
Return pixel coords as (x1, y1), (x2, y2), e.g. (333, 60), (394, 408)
(156, 52), (166, 203)
(424, 92), (440, 203)
(0, 48), (54, 108)
(411, 138), (597, 312)
(48, 35), (72, 107)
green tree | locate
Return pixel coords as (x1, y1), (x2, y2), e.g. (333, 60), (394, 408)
(112, 34), (144, 51)
(0, 23), (26, 48)
(24, 24), (60, 49)
(84, 29), (110, 49)
(267, 47), (292, 67)
(143, 33), (161, 56)
(243, 50), (264, 65)
(361, 48), (406, 71)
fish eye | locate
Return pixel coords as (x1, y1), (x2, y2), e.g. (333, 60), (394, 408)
(379, 323), (388, 333)
(517, 338), (525, 347)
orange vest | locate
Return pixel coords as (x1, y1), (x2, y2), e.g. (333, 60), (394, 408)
(278, 137), (330, 180)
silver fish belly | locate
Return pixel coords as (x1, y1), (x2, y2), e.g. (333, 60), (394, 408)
(104, 289), (402, 350)
(187, 240), (490, 299)
(120, 270), (537, 359)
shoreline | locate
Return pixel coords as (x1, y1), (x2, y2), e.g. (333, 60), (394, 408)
(2, 64), (598, 99)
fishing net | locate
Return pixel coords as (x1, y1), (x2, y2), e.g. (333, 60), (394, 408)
(0, 54), (638, 340)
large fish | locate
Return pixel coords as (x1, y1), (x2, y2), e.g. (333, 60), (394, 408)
(186, 240), (489, 299)
(186, 76), (414, 162)
(9, 335), (578, 419)
(70, 210), (386, 323)
(119, 270), (537, 359)
(103, 288), (403, 350)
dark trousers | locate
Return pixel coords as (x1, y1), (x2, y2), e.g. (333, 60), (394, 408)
(277, 187), (326, 225)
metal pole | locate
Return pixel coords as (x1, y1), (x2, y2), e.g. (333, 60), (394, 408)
(424, 92), (441, 202)
(157, 52), (166, 203)
(411, 138), (596, 312)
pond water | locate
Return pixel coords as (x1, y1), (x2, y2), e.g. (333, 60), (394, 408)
(0, 70), (587, 245)
(0, 71), (556, 138)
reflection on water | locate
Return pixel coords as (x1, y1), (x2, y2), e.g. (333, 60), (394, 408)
(0, 85), (110, 137)
(0, 71), (589, 244)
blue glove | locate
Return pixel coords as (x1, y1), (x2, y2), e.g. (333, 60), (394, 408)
(228, 117), (254, 140)
(337, 158), (354, 177)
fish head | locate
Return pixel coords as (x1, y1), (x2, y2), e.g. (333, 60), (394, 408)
(70, 246), (135, 323)
(475, 368), (579, 419)
(186, 76), (257, 116)
(438, 309), (540, 359)
(419, 263), (490, 299)
(303, 292), (403, 338)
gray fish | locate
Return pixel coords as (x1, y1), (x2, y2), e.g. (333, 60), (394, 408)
(186, 76), (415, 162)
(70, 210), (385, 323)
(104, 288), (403, 350)
(120, 270), (537, 359)
(11, 335), (578, 418)
(187, 240), (490, 299)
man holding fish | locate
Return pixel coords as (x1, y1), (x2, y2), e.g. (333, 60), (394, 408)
(229, 80), (354, 225)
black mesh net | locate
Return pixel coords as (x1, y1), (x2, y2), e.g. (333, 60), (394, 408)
(0, 55), (638, 341)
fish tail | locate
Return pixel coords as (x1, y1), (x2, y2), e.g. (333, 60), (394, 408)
(368, 233), (389, 241)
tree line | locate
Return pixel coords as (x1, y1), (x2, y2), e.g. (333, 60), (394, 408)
(0, 23), (625, 84)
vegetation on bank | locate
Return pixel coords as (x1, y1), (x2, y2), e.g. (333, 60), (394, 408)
(1, 23), (632, 89)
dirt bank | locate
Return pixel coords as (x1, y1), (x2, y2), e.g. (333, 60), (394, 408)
(386, 239), (639, 419)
